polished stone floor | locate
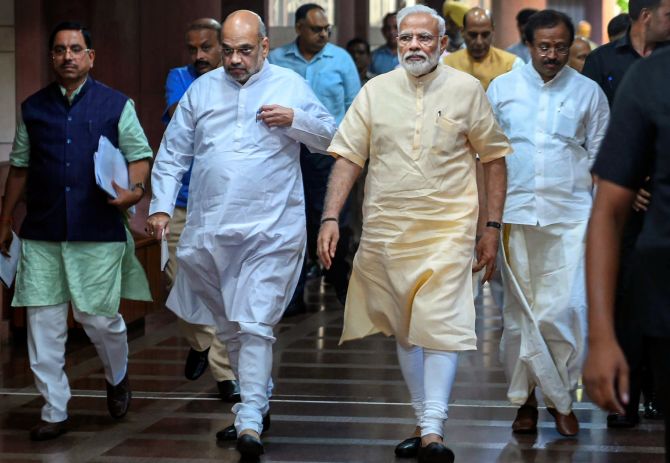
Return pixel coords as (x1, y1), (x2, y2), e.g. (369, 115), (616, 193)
(0, 280), (665, 462)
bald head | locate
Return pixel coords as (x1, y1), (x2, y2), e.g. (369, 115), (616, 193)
(221, 10), (269, 84)
(463, 7), (494, 61)
(568, 36), (591, 73)
(223, 10), (267, 39)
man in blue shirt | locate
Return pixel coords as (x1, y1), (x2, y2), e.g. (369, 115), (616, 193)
(162, 18), (239, 402)
(269, 3), (360, 311)
(370, 12), (399, 74)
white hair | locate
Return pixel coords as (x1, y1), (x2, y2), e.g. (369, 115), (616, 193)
(397, 5), (446, 37)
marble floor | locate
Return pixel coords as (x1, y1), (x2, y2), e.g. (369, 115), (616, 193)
(0, 280), (665, 462)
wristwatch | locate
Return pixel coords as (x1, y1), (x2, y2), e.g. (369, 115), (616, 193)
(131, 182), (146, 195)
(486, 221), (502, 229)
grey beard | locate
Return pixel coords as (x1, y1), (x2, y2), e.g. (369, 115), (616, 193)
(399, 48), (441, 77)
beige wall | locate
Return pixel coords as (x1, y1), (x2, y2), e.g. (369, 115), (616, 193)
(0, 0), (14, 164)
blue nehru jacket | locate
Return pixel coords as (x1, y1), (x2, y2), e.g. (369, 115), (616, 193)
(21, 78), (129, 242)
(162, 64), (198, 208)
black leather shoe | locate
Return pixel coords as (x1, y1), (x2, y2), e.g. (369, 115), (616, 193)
(418, 442), (455, 463)
(644, 400), (664, 420)
(607, 413), (638, 428)
(106, 373), (131, 419)
(184, 347), (210, 380)
(216, 413), (271, 441)
(395, 436), (421, 458)
(29, 419), (68, 441)
(236, 432), (264, 458)
(217, 379), (241, 402)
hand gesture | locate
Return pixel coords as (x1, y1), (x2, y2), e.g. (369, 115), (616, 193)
(583, 338), (629, 415)
(257, 105), (294, 127)
(146, 212), (170, 240)
(473, 228), (499, 283)
(632, 188), (651, 212)
(108, 181), (143, 210)
(0, 222), (13, 257)
(317, 221), (339, 270)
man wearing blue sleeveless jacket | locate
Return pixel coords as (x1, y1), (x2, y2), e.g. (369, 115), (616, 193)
(0, 22), (153, 441)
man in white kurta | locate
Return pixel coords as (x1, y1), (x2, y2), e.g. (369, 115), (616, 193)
(486, 10), (610, 437)
(318, 6), (510, 462)
(147, 11), (336, 459)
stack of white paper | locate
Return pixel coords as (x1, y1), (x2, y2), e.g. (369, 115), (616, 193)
(0, 231), (21, 287)
(160, 229), (169, 271)
(94, 135), (129, 198)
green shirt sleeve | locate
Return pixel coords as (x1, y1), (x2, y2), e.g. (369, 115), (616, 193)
(118, 99), (153, 162)
(10, 118), (31, 168)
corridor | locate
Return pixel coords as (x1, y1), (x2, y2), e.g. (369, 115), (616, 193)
(0, 281), (665, 462)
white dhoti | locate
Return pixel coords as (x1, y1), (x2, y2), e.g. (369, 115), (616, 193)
(500, 221), (587, 414)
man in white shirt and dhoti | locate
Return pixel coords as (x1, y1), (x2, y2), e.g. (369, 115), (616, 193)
(486, 10), (610, 437)
(146, 10), (336, 460)
(317, 6), (511, 462)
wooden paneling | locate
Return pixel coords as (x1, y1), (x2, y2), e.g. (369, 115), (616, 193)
(222, 0), (266, 20)
(491, 0), (547, 49)
(335, 0), (369, 46)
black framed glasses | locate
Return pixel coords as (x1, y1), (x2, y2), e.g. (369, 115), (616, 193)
(535, 44), (570, 56)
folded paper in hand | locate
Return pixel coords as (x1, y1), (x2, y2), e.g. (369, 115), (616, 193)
(0, 231), (21, 287)
(160, 230), (169, 271)
(94, 135), (129, 198)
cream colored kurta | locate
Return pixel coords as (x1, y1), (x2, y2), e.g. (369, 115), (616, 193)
(329, 64), (512, 351)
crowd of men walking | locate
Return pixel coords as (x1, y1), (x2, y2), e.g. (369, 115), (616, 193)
(2, 1), (670, 462)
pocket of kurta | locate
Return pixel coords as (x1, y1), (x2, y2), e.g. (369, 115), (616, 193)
(553, 110), (580, 141)
(434, 116), (462, 155)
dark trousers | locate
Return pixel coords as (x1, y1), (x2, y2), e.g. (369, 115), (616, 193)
(616, 212), (657, 420)
(288, 146), (351, 309)
(647, 337), (670, 461)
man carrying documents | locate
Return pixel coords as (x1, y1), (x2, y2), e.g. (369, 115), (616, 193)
(0, 22), (152, 441)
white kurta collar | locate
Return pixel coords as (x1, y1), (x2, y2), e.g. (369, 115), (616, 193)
(523, 61), (570, 88)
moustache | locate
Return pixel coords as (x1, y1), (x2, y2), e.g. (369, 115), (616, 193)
(194, 60), (211, 67)
(543, 59), (560, 66)
(403, 52), (428, 60)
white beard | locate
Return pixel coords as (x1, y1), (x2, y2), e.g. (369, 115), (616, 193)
(399, 47), (441, 77)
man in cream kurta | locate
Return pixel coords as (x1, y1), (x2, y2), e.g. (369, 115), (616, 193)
(147, 11), (336, 460)
(317, 6), (510, 462)
(486, 10), (610, 437)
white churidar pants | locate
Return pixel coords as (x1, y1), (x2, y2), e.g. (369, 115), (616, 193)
(27, 303), (128, 423)
(396, 343), (459, 437)
(217, 318), (275, 434)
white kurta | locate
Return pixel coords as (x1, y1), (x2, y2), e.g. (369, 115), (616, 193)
(487, 64), (609, 413)
(487, 63), (610, 226)
(150, 63), (337, 326)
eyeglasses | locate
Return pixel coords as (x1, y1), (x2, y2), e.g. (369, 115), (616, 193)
(535, 44), (570, 56)
(222, 46), (256, 57)
(51, 45), (91, 58)
(308, 25), (332, 35)
(397, 33), (439, 46)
